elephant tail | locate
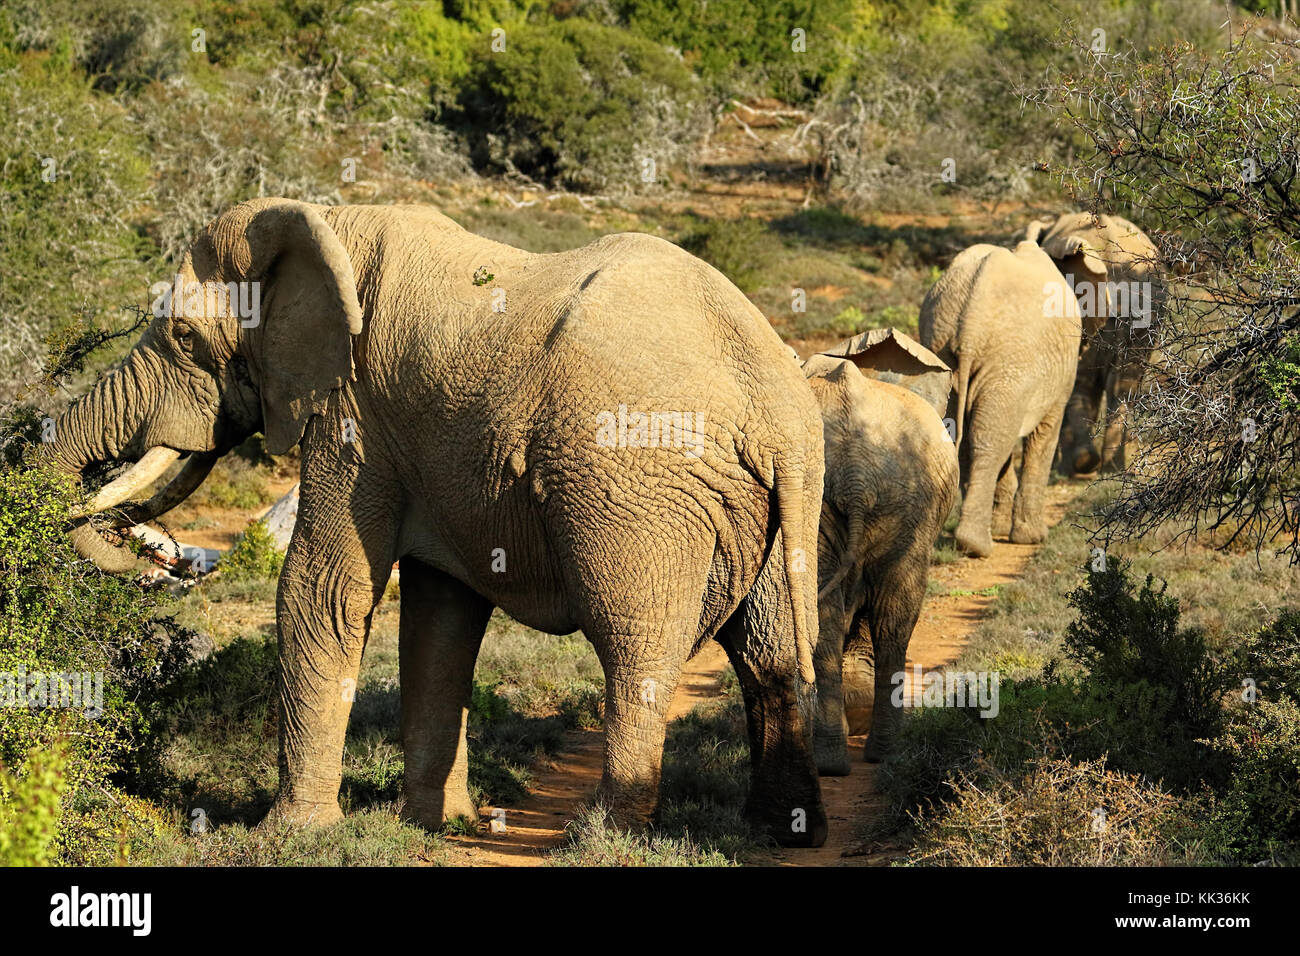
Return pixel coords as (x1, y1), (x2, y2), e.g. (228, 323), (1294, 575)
(817, 508), (867, 604)
(774, 455), (817, 685)
(954, 348), (973, 449)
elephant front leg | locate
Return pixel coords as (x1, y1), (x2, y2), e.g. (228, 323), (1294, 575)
(1061, 345), (1106, 475)
(398, 558), (493, 831)
(1101, 356), (1143, 473)
(272, 554), (386, 827)
(1010, 410), (1064, 545)
(268, 444), (398, 829)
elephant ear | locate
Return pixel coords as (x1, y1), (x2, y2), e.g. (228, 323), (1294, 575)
(1042, 233), (1109, 283)
(1022, 218), (1054, 244)
(1042, 232), (1111, 335)
(201, 199), (364, 455)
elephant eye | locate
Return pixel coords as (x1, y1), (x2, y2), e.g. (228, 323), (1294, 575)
(174, 327), (194, 352)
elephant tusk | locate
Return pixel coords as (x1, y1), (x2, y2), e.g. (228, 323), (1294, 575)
(108, 452), (218, 528)
(70, 446), (181, 518)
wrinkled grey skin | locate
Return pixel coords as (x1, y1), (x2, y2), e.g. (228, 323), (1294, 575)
(802, 356), (959, 772)
(1022, 213), (1162, 476)
(920, 241), (1081, 557)
(45, 198), (829, 847)
(818, 327), (953, 419)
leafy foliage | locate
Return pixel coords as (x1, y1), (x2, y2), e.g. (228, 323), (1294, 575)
(219, 520), (285, 581)
(0, 466), (193, 862)
(0, 744), (68, 866)
(453, 17), (706, 191)
(1032, 26), (1300, 559)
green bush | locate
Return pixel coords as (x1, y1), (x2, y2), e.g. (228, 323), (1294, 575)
(885, 561), (1300, 864)
(0, 18), (152, 397)
(0, 465), (192, 862)
(1201, 698), (1300, 863)
(611, 0), (856, 102)
(454, 17), (705, 192)
(1238, 610), (1300, 706)
(219, 520), (285, 581)
(677, 217), (781, 293)
(0, 744), (68, 866)
(1057, 560), (1235, 787)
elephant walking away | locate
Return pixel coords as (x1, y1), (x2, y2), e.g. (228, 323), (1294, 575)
(802, 354), (959, 771)
(1022, 212), (1163, 476)
(920, 241), (1081, 557)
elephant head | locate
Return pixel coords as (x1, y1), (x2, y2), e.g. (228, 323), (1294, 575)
(817, 327), (953, 420)
(44, 198), (363, 571)
(1024, 212), (1161, 338)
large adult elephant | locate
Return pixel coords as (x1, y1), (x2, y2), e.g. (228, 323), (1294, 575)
(1022, 212), (1162, 475)
(920, 241), (1081, 557)
(44, 198), (828, 847)
(802, 353), (958, 772)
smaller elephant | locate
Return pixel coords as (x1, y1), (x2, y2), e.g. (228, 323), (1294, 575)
(803, 354), (959, 771)
(920, 241), (1082, 557)
(1023, 212), (1162, 475)
(818, 327), (954, 419)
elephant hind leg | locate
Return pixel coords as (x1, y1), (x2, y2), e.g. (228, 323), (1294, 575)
(718, 546), (827, 848)
(991, 449), (1019, 539)
(563, 537), (705, 829)
(956, 405), (1019, 558)
(841, 608), (875, 738)
(1010, 407), (1064, 544)
(858, 556), (927, 762)
(398, 557), (493, 831)
(812, 585), (852, 777)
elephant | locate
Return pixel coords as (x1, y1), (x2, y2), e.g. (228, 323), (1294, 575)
(801, 353), (959, 772)
(919, 241), (1082, 558)
(1022, 212), (1162, 476)
(43, 197), (830, 847)
(817, 327), (953, 419)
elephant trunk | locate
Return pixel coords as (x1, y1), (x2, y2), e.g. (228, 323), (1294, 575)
(42, 360), (214, 572)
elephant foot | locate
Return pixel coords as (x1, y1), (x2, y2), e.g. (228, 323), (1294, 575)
(1009, 522), (1045, 545)
(1071, 447), (1101, 476)
(402, 791), (479, 832)
(263, 796), (344, 829)
(752, 801), (828, 848)
(814, 734), (851, 777)
(991, 514), (1013, 538)
(862, 733), (891, 763)
(955, 525), (994, 558)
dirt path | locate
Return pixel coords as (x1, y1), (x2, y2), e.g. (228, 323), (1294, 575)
(450, 483), (1079, 866)
(442, 642), (735, 866)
